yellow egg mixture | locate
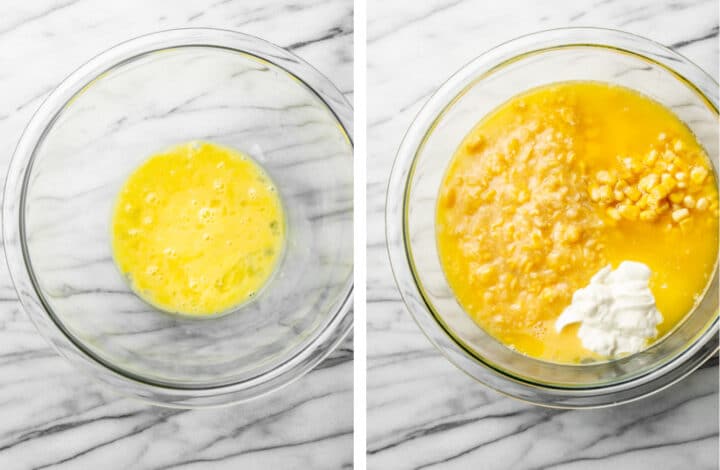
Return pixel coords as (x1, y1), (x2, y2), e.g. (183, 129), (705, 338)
(112, 141), (285, 315)
(437, 82), (718, 363)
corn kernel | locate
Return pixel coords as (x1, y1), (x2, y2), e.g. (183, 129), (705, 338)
(650, 185), (669, 200)
(623, 186), (642, 202)
(639, 210), (658, 222)
(564, 225), (581, 243)
(618, 204), (640, 221)
(598, 185), (613, 203)
(540, 287), (556, 302)
(607, 207), (621, 220)
(671, 208), (689, 222)
(444, 188), (457, 208)
(476, 264), (497, 283)
(645, 149), (658, 165)
(673, 139), (684, 152)
(683, 195), (695, 209)
(658, 132), (667, 142)
(661, 173), (677, 191)
(696, 197), (709, 211)
(637, 194), (649, 209)
(482, 189), (497, 202)
(531, 228), (543, 246)
(596, 170), (612, 184)
(465, 134), (485, 152)
(638, 174), (659, 192)
(690, 166), (708, 185)
(547, 251), (562, 268)
(614, 189), (625, 201)
(669, 192), (684, 204)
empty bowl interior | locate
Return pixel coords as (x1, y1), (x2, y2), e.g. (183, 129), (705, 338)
(405, 45), (718, 387)
(22, 45), (353, 387)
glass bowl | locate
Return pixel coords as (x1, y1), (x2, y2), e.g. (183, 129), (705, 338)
(386, 28), (718, 408)
(4, 28), (353, 408)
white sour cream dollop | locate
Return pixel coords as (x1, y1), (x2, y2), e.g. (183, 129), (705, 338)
(555, 261), (663, 357)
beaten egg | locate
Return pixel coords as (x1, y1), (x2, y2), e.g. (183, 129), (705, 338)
(112, 141), (285, 315)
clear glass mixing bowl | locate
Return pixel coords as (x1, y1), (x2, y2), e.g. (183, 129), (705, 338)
(4, 29), (353, 407)
(387, 28), (718, 408)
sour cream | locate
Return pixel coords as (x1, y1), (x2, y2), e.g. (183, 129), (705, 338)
(555, 261), (663, 357)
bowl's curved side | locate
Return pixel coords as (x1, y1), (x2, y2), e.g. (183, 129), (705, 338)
(4, 28), (354, 407)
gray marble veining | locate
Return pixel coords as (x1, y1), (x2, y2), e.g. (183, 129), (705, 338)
(368, 0), (718, 469)
(0, 0), (352, 468)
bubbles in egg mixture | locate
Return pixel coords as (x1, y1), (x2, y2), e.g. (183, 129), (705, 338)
(111, 141), (286, 316)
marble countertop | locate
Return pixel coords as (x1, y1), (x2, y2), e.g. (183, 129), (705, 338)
(0, 1), (352, 469)
(367, 1), (718, 469)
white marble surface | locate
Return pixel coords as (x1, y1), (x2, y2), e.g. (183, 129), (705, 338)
(368, 1), (718, 469)
(0, 1), (352, 468)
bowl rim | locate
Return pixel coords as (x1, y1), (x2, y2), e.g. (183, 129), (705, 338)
(386, 26), (718, 408)
(3, 27), (354, 408)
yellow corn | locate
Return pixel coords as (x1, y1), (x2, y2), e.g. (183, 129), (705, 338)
(661, 174), (677, 191)
(644, 149), (658, 165)
(598, 185), (613, 203)
(618, 204), (640, 221)
(607, 207), (621, 221)
(638, 174), (659, 192)
(465, 134), (485, 152)
(476, 264), (496, 282)
(596, 170), (612, 184)
(650, 184), (670, 200)
(639, 210), (658, 222)
(690, 166), (708, 185)
(623, 186), (642, 202)
(669, 192), (684, 204)
(671, 208), (690, 222)
(564, 225), (581, 243)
